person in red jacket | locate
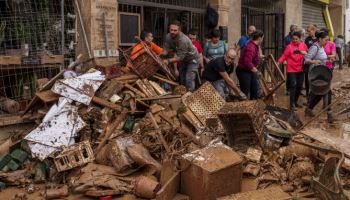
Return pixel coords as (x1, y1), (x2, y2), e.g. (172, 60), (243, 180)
(278, 31), (308, 111)
(237, 30), (264, 99)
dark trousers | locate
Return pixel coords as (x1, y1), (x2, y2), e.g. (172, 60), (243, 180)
(303, 64), (310, 97)
(336, 47), (343, 68)
(236, 67), (258, 100)
(308, 90), (332, 112)
(287, 72), (304, 107)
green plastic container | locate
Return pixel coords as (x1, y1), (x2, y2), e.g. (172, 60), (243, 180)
(10, 149), (28, 163)
(0, 154), (12, 170)
(123, 115), (135, 133)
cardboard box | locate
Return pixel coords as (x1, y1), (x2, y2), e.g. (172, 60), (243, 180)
(217, 186), (291, 200)
(181, 145), (243, 200)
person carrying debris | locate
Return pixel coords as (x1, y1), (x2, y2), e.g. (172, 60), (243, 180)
(304, 31), (335, 123)
(202, 49), (247, 100)
(236, 30), (264, 100)
(124, 30), (163, 72)
(278, 31), (308, 111)
(162, 20), (201, 92)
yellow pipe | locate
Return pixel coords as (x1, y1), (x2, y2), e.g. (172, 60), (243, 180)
(323, 5), (334, 40)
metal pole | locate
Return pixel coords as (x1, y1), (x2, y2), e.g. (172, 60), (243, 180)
(75, 0), (92, 58)
(61, 0), (65, 69)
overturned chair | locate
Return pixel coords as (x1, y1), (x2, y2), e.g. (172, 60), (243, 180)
(120, 38), (175, 81)
(312, 153), (348, 200)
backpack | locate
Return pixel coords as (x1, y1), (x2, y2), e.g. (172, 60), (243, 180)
(204, 4), (218, 29)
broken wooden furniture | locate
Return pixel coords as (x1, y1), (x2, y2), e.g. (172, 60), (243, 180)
(53, 141), (95, 172)
(312, 155), (348, 200)
(258, 54), (285, 99)
(218, 100), (266, 148)
(120, 39), (175, 80)
(183, 82), (226, 130)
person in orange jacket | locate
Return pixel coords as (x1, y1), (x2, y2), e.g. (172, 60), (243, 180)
(124, 30), (163, 72)
(278, 31), (308, 111)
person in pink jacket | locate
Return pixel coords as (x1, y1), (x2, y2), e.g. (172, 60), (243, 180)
(278, 31), (308, 111)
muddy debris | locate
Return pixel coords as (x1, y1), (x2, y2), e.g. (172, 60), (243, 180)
(2, 62), (350, 200)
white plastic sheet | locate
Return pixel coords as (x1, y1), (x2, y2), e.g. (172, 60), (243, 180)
(51, 70), (105, 105)
(25, 98), (85, 160)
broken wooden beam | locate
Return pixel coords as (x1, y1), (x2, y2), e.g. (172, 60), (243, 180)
(92, 96), (122, 112)
(153, 74), (179, 86)
(124, 83), (146, 98)
(138, 95), (181, 101)
(95, 108), (128, 155)
(159, 113), (203, 147)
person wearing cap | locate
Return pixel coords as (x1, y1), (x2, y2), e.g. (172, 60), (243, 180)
(278, 31), (308, 111)
(202, 49), (246, 100)
(304, 31), (334, 123)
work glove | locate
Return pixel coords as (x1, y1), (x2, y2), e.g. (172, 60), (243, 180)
(239, 92), (247, 100)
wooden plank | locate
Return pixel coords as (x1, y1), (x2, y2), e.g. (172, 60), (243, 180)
(301, 128), (350, 158)
(124, 83), (146, 98)
(35, 90), (60, 103)
(149, 80), (167, 96)
(23, 70), (64, 115)
(92, 96), (122, 112)
(0, 113), (33, 127)
(138, 95), (181, 101)
(153, 74), (179, 86)
(269, 54), (285, 81)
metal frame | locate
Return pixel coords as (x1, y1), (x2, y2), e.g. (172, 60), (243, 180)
(241, 4), (285, 59)
(118, 0), (206, 13)
(118, 0), (206, 46)
(119, 12), (141, 46)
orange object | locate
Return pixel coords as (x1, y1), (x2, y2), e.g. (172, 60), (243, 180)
(130, 42), (163, 61)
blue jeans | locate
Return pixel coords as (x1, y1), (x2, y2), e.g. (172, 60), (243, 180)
(179, 62), (199, 92)
(211, 79), (228, 99)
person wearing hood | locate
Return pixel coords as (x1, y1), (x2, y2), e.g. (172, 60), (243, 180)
(278, 31), (308, 111)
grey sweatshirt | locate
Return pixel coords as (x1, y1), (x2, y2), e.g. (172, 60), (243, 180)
(164, 32), (200, 63)
(304, 43), (327, 70)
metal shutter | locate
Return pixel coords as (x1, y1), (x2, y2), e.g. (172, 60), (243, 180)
(302, 0), (327, 30)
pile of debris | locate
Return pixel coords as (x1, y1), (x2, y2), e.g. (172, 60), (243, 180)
(1, 49), (350, 200)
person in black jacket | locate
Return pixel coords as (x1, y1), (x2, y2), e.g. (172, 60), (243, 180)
(202, 49), (246, 100)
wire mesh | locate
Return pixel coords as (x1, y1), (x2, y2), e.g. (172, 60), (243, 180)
(0, 0), (75, 115)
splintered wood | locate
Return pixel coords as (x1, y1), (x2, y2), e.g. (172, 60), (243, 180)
(218, 100), (266, 147)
